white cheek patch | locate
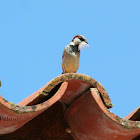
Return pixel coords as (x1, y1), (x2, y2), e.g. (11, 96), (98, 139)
(78, 42), (89, 50)
(74, 38), (80, 43)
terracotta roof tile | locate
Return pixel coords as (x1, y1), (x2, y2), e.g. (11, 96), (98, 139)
(0, 73), (140, 140)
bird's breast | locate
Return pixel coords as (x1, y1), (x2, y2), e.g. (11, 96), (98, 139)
(62, 51), (80, 73)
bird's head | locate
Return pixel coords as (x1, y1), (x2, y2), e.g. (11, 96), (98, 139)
(71, 35), (89, 51)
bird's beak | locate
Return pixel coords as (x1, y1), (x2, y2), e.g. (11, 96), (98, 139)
(78, 41), (89, 50)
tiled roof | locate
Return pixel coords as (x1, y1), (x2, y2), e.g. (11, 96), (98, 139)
(125, 106), (140, 121)
(0, 73), (140, 140)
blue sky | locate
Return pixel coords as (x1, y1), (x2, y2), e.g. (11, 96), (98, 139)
(0, 1), (140, 118)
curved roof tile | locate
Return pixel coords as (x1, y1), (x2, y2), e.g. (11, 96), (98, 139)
(0, 73), (139, 139)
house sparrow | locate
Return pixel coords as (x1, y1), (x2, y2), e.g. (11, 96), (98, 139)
(62, 35), (89, 74)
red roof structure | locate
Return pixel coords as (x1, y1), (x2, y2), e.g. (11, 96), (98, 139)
(0, 73), (140, 140)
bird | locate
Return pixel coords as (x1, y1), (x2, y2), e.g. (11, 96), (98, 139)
(62, 35), (89, 74)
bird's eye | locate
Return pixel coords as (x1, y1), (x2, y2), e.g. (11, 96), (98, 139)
(79, 37), (85, 42)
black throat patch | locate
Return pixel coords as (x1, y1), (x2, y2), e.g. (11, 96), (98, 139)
(70, 45), (79, 53)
